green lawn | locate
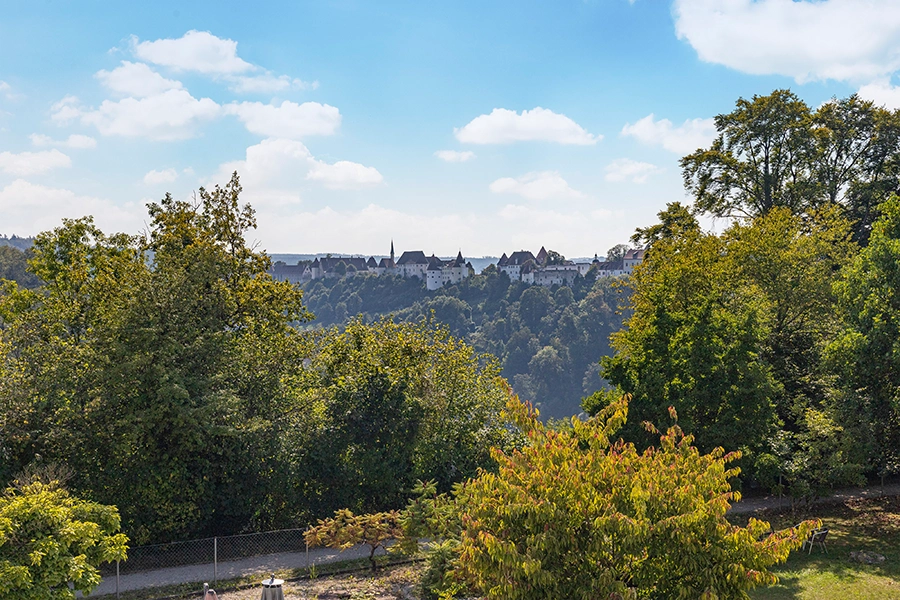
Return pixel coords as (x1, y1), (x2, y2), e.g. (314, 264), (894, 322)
(740, 495), (900, 599)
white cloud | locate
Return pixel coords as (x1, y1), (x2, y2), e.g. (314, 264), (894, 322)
(0, 179), (143, 236)
(455, 107), (599, 145)
(0, 149), (71, 176)
(0, 80), (20, 101)
(143, 168), (179, 185)
(211, 138), (382, 205)
(621, 113), (716, 155)
(213, 138), (314, 203)
(307, 160), (384, 190)
(225, 101), (341, 139)
(227, 73), (319, 94)
(132, 30), (253, 74)
(858, 80), (900, 110)
(434, 150), (476, 162)
(50, 96), (82, 124)
(674, 0), (900, 83)
(604, 158), (660, 183)
(493, 204), (618, 256)
(255, 204), (483, 255)
(69, 89), (220, 140)
(30, 133), (97, 149)
(252, 202), (622, 258)
(489, 171), (586, 201)
(96, 61), (183, 97)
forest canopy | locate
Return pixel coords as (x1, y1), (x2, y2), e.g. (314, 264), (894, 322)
(0, 173), (513, 544)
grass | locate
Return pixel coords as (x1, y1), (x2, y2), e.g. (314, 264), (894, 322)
(738, 495), (900, 599)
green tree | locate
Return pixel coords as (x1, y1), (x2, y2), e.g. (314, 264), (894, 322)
(682, 90), (900, 243)
(813, 96), (900, 243)
(305, 509), (403, 570)
(450, 395), (816, 600)
(0, 480), (128, 600)
(831, 194), (900, 478)
(517, 286), (552, 331)
(0, 246), (41, 289)
(0, 173), (311, 542)
(593, 207), (778, 456)
(630, 201), (699, 247)
(544, 250), (566, 266)
(287, 317), (515, 518)
(606, 243), (630, 263)
(594, 203), (862, 495)
(682, 89), (814, 219)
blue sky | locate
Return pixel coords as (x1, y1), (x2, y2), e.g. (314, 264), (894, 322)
(2, 0), (898, 257)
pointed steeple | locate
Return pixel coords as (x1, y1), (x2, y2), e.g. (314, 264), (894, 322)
(390, 239), (395, 262)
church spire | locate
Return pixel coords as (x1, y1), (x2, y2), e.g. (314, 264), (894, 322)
(390, 239), (395, 262)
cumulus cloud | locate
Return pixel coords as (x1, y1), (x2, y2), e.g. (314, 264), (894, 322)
(621, 113), (716, 155)
(96, 61), (183, 97)
(858, 80), (900, 110)
(434, 150), (476, 162)
(211, 138), (382, 206)
(0, 149), (71, 176)
(213, 138), (314, 201)
(30, 133), (97, 149)
(307, 160), (384, 190)
(489, 171), (586, 201)
(132, 30), (253, 74)
(227, 73), (319, 94)
(57, 89), (221, 140)
(50, 96), (82, 124)
(674, 0), (900, 83)
(0, 179), (144, 235)
(143, 168), (179, 185)
(455, 107), (599, 145)
(224, 101), (341, 139)
(604, 158), (660, 183)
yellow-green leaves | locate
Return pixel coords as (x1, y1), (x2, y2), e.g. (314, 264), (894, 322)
(305, 509), (403, 570)
(0, 481), (128, 600)
(452, 395), (814, 600)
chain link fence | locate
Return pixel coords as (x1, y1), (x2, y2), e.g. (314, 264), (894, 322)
(99, 528), (312, 597)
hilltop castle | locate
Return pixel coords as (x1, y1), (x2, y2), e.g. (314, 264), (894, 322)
(270, 241), (474, 291)
(269, 243), (644, 290)
(497, 246), (644, 286)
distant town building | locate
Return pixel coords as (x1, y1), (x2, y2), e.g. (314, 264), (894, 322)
(268, 243), (643, 289)
(496, 246), (644, 287)
(268, 241), (475, 289)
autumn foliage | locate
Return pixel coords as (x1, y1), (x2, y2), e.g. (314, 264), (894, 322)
(449, 395), (817, 599)
(305, 509), (403, 570)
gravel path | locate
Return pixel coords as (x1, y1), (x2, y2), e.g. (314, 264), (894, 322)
(87, 482), (900, 597)
(89, 544), (386, 597)
(729, 481), (900, 514)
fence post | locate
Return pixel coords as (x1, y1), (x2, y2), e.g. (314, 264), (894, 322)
(214, 537), (218, 584)
(116, 560), (120, 599)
